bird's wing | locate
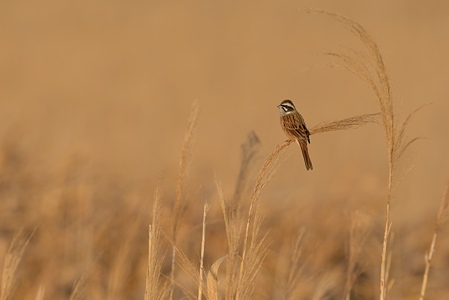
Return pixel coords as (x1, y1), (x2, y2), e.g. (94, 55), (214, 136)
(283, 114), (309, 142)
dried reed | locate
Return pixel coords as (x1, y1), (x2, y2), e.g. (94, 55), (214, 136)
(170, 100), (200, 299)
(217, 131), (261, 299)
(206, 255), (227, 300)
(198, 202), (209, 300)
(309, 113), (380, 135)
(419, 182), (449, 300)
(216, 179), (241, 299)
(0, 229), (34, 300)
(344, 211), (372, 300)
(172, 244), (201, 299)
(283, 227), (306, 300)
(307, 9), (423, 299)
(145, 179), (165, 300)
(236, 139), (292, 299)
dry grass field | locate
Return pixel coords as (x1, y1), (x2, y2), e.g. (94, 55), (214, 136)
(1, 1), (449, 299)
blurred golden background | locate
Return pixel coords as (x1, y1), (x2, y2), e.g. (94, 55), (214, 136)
(0, 0), (448, 299)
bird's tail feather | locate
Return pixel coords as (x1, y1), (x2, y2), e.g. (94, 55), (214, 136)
(297, 140), (313, 170)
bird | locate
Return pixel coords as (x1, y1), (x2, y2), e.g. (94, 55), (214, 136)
(277, 99), (313, 170)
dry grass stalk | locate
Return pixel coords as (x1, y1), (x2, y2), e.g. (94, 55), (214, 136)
(145, 180), (165, 300)
(206, 256), (227, 300)
(236, 210), (270, 300)
(236, 139), (292, 300)
(108, 203), (144, 299)
(385, 232), (395, 293)
(282, 227), (306, 300)
(306, 9), (394, 140)
(393, 104), (428, 162)
(172, 244), (201, 299)
(216, 132), (261, 299)
(198, 202), (210, 300)
(214, 134), (286, 300)
(307, 9), (423, 299)
(216, 179), (240, 299)
(0, 229), (34, 300)
(249, 139), (293, 207)
(309, 113), (380, 135)
(170, 100), (200, 299)
(233, 131), (261, 206)
(419, 182), (449, 300)
(344, 211), (371, 300)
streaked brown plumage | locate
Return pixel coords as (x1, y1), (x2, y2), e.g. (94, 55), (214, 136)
(278, 99), (313, 170)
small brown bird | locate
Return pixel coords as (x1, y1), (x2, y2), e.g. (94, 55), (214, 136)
(278, 99), (313, 170)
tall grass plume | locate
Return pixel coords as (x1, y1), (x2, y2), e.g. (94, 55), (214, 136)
(307, 8), (424, 299)
(170, 99), (200, 299)
(145, 179), (166, 300)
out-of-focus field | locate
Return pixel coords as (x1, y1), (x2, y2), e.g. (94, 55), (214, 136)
(1, 1), (449, 299)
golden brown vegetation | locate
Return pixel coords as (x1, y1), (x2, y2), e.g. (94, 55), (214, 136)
(0, 9), (447, 300)
(307, 9), (430, 299)
(419, 183), (449, 300)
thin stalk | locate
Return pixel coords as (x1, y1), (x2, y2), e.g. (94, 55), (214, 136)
(380, 171), (393, 300)
(198, 203), (209, 300)
(419, 183), (449, 300)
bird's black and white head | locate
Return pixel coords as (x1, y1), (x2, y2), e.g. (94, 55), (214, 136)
(277, 99), (297, 116)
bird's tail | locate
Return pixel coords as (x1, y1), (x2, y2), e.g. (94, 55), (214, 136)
(297, 140), (313, 170)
